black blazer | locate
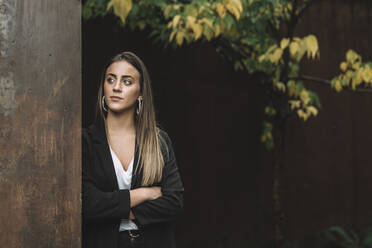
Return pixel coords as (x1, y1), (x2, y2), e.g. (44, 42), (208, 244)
(82, 119), (184, 248)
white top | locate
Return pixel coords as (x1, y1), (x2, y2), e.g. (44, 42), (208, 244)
(108, 145), (139, 231)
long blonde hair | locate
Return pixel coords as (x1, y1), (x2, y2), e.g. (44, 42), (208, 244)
(96, 51), (165, 186)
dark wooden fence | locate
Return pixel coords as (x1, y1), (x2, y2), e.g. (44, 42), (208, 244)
(0, 0), (81, 247)
(83, 1), (372, 247)
(282, 0), (372, 241)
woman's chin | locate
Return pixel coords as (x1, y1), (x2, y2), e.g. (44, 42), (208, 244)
(108, 107), (134, 115)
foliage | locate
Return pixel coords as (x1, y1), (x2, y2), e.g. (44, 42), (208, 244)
(82, 0), (372, 152)
(323, 226), (372, 248)
(332, 50), (372, 92)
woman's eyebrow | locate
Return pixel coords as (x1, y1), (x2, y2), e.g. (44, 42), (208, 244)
(106, 73), (117, 78)
(106, 73), (135, 79)
(121, 75), (135, 79)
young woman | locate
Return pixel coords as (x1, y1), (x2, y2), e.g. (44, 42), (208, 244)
(82, 52), (184, 248)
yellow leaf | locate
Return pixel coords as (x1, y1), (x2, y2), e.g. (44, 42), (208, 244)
(287, 80), (297, 97)
(176, 31), (185, 46)
(300, 90), (310, 105)
(258, 54), (266, 63)
(289, 41), (299, 58)
(198, 5), (205, 14)
(297, 41), (307, 61)
(264, 106), (270, 114)
(169, 29), (177, 42)
(225, 2), (240, 19)
(214, 24), (221, 37)
(307, 106), (318, 117)
(186, 16), (196, 29)
(261, 130), (273, 143)
(274, 81), (286, 92)
(341, 75), (351, 86)
(229, 0), (243, 12)
(280, 38), (290, 49)
(362, 66), (372, 83)
(172, 15), (181, 28)
(305, 35), (319, 59)
(346, 50), (361, 64)
(265, 106), (276, 116)
(270, 48), (283, 64)
(334, 79), (343, 92)
(287, 3), (293, 11)
(167, 21), (173, 29)
(340, 62), (347, 72)
(192, 23), (203, 40)
(200, 17), (213, 28)
(346, 70), (353, 78)
(164, 5), (172, 19)
(290, 37), (307, 62)
(216, 3), (226, 18)
(289, 100), (301, 110)
(297, 109), (309, 121)
(352, 62), (361, 70)
(203, 26), (214, 41)
(107, 0), (133, 24)
(267, 44), (278, 54)
(351, 69), (363, 89)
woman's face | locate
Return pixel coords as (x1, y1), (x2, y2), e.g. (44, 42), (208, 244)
(103, 60), (141, 114)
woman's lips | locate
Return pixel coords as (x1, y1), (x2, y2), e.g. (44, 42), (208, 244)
(110, 96), (123, 101)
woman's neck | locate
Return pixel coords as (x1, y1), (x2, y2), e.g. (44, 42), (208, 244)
(106, 110), (136, 136)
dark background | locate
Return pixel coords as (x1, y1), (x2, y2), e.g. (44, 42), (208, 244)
(83, 0), (372, 247)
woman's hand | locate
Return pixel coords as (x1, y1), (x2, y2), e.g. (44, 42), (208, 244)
(129, 187), (162, 208)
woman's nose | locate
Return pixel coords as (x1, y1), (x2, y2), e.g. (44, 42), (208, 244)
(113, 81), (121, 91)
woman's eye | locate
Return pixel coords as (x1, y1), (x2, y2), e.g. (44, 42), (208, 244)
(124, 80), (132, 85)
(107, 77), (115, 84)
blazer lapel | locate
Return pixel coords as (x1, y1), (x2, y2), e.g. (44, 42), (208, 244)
(91, 118), (119, 191)
(131, 139), (142, 189)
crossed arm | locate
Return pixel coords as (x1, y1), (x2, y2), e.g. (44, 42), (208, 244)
(82, 130), (184, 227)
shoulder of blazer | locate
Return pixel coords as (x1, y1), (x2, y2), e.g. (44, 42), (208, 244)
(82, 118), (107, 145)
(82, 120), (121, 191)
(157, 128), (175, 163)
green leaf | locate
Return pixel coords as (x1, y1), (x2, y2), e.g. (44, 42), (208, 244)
(328, 226), (355, 245)
(223, 14), (235, 29)
(308, 91), (321, 108)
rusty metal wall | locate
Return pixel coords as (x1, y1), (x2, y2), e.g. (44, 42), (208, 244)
(0, 0), (81, 247)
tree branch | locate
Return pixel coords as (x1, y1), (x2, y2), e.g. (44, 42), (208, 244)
(297, 75), (372, 93)
(297, 0), (322, 20)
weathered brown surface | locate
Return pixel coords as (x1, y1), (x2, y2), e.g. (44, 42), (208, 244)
(0, 0), (81, 247)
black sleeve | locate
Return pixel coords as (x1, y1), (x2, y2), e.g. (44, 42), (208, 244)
(82, 129), (131, 222)
(131, 131), (184, 227)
